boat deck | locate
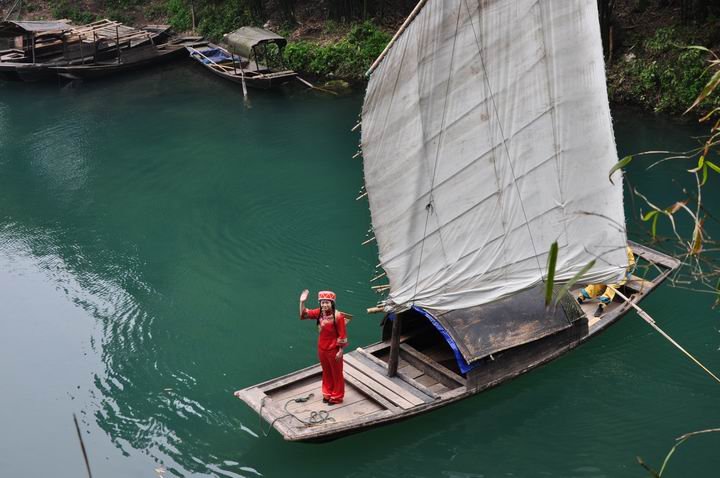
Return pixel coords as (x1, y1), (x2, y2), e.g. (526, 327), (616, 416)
(236, 340), (467, 441)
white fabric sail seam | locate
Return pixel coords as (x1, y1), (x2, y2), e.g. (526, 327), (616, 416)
(411, 1), (464, 304)
(464, 0), (544, 280)
(366, 24), (411, 285)
(534, 0), (570, 253)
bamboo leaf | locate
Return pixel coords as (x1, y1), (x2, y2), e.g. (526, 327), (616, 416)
(609, 155), (633, 184)
(683, 45), (717, 58)
(701, 164), (708, 186)
(642, 210), (658, 221)
(691, 219), (704, 255)
(554, 259), (596, 307)
(688, 155), (704, 172)
(651, 214), (659, 240)
(699, 107), (720, 122)
(544, 242), (558, 307)
(685, 68), (720, 113)
(706, 160), (720, 174)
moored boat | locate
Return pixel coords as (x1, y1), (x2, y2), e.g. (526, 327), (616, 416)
(51, 36), (206, 81)
(187, 27), (297, 90)
(0, 19), (178, 82)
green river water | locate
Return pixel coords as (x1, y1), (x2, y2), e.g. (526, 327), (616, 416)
(0, 64), (718, 478)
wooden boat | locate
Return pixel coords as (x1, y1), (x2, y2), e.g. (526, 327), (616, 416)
(0, 20), (73, 81)
(187, 27), (297, 90)
(235, 0), (683, 441)
(0, 19), (176, 82)
(235, 243), (680, 442)
(51, 37), (206, 80)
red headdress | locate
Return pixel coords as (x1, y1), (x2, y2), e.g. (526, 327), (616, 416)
(318, 290), (336, 302)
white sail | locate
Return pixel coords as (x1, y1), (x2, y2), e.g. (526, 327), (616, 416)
(361, 0), (628, 312)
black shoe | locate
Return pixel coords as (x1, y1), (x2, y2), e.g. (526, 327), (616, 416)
(594, 304), (605, 317)
(577, 296), (584, 304)
(322, 397), (329, 403)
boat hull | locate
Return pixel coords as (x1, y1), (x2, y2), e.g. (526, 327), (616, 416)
(188, 42), (297, 90)
(51, 42), (195, 80)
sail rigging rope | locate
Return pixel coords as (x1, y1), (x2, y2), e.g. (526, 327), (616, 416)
(410, 1), (464, 305)
(462, 0), (545, 280)
(370, 17), (411, 308)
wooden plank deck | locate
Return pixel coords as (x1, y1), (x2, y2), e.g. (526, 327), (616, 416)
(344, 354), (426, 406)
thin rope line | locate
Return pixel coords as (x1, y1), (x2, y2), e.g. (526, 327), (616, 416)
(535, 0), (570, 254)
(411, 1), (463, 304)
(465, 0), (545, 278)
(368, 19), (411, 289)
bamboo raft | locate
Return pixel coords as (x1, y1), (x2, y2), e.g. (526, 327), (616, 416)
(235, 242), (681, 442)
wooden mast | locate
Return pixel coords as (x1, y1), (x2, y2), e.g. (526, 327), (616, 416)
(387, 313), (401, 376)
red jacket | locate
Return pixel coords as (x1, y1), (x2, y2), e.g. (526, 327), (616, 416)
(303, 308), (348, 351)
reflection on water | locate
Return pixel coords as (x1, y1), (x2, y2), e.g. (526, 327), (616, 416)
(1, 68), (719, 477)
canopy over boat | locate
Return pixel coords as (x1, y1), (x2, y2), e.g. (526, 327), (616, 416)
(415, 285), (584, 373)
(224, 26), (287, 58)
(361, 0), (629, 313)
(0, 20), (72, 37)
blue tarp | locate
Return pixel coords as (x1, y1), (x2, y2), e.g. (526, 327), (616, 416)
(388, 307), (479, 375)
(193, 47), (238, 65)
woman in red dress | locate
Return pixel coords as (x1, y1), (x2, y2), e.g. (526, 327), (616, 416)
(299, 289), (348, 404)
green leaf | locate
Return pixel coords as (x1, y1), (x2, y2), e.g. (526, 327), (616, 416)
(609, 155), (633, 184)
(554, 259), (596, 307)
(651, 214), (659, 239)
(701, 164), (708, 186)
(642, 210), (658, 221)
(706, 160), (720, 174)
(688, 155), (705, 172)
(683, 45), (715, 55)
(685, 68), (720, 113)
(545, 242), (558, 307)
(699, 107), (720, 122)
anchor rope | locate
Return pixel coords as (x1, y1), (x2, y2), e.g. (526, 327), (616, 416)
(258, 393), (336, 437)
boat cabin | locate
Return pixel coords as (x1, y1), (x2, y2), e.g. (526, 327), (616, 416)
(0, 20), (72, 63)
(224, 26), (290, 74)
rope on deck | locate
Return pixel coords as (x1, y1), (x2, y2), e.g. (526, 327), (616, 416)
(258, 393), (336, 437)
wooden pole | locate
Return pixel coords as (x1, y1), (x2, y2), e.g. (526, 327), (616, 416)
(239, 63), (248, 98)
(73, 413), (93, 478)
(191, 1), (196, 34)
(31, 32), (35, 64)
(115, 25), (121, 64)
(609, 286), (720, 385)
(387, 313), (401, 377)
(366, 0), (429, 77)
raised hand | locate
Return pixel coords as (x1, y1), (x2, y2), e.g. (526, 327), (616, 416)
(299, 289), (309, 302)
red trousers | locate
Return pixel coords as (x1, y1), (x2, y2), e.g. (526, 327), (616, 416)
(318, 347), (344, 402)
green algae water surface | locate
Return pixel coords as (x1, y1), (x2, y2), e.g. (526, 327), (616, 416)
(0, 66), (718, 477)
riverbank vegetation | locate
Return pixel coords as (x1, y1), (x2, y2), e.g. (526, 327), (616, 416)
(603, 1), (720, 113)
(3, 1), (720, 111)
